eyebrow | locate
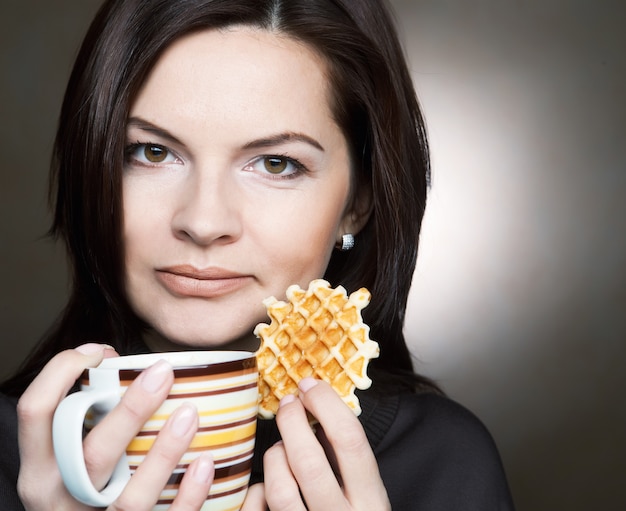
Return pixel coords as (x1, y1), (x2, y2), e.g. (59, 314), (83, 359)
(242, 132), (325, 152)
(126, 117), (325, 153)
(126, 117), (183, 146)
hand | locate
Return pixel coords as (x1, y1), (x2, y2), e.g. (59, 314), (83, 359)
(16, 343), (214, 511)
(246, 378), (391, 511)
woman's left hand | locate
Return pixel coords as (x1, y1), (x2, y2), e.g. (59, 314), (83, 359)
(243, 377), (391, 511)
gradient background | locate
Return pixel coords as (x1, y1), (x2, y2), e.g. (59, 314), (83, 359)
(1, 1), (624, 509)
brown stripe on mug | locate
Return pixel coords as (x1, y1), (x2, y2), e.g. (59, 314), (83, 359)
(165, 458), (253, 487)
(166, 380), (258, 399)
(173, 449), (255, 472)
(80, 357), (256, 386)
(158, 367), (257, 385)
(120, 358), (256, 382)
(135, 415), (257, 437)
(131, 445), (255, 474)
(157, 484), (249, 506)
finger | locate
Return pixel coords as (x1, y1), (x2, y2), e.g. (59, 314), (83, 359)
(18, 344), (109, 458)
(16, 344), (110, 507)
(83, 359), (174, 489)
(111, 403), (200, 511)
(296, 378), (389, 508)
(240, 482), (267, 511)
(275, 395), (345, 510)
(263, 441), (307, 511)
(169, 452), (214, 511)
(313, 426), (342, 485)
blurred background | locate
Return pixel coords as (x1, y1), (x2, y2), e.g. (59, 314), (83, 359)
(1, 1), (624, 509)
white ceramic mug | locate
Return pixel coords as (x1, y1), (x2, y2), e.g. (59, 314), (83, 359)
(53, 351), (258, 510)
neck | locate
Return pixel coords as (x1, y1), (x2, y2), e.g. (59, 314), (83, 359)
(143, 329), (260, 353)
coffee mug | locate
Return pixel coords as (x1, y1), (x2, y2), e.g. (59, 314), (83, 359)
(53, 351), (258, 510)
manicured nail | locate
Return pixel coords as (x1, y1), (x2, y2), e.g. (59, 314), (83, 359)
(279, 394), (297, 408)
(75, 343), (105, 355)
(298, 377), (318, 393)
(171, 403), (197, 438)
(191, 453), (214, 484)
(140, 359), (172, 393)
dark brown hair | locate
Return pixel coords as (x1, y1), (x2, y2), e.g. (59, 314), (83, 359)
(2, 0), (437, 396)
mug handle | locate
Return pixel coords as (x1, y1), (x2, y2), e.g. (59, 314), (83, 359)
(52, 388), (131, 507)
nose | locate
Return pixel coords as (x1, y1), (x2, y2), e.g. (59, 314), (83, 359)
(171, 167), (243, 246)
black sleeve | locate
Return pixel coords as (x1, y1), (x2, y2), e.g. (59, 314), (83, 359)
(0, 394), (25, 511)
(374, 393), (515, 511)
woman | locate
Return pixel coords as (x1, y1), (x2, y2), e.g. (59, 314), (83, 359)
(0, 0), (515, 509)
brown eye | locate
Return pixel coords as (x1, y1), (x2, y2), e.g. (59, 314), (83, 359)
(263, 156), (288, 174)
(144, 144), (168, 163)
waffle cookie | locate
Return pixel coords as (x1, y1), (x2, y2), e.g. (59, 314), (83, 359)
(254, 279), (379, 419)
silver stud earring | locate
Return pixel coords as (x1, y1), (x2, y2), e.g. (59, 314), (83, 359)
(338, 233), (355, 251)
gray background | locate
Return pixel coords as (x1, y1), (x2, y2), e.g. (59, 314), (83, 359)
(1, 1), (624, 510)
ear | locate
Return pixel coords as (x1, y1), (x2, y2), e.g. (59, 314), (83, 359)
(336, 181), (373, 243)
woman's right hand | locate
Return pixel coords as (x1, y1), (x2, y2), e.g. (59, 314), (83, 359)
(16, 343), (214, 511)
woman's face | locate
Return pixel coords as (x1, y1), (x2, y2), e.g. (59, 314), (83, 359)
(123, 27), (362, 350)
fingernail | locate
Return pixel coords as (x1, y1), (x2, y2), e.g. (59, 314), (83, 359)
(191, 453), (214, 484)
(279, 394), (297, 408)
(75, 343), (105, 355)
(171, 404), (197, 438)
(140, 359), (172, 393)
(298, 377), (318, 393)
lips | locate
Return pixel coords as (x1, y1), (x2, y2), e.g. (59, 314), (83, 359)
(155, 265), (253, 298)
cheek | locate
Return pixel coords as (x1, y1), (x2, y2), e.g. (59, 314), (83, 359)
(122, 181), (162, 269)
(122, 189), (142, 261)
(252, 189), (346, 275)
(123, 175), (173, 230)
(122, 206), (143, 298)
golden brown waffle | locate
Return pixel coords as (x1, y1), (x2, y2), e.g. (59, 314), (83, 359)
(254, 279), (379, 419)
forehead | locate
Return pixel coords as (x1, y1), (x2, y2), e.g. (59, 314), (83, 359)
(130, 27), (337, 136)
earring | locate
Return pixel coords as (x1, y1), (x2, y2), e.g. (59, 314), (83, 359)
(337, 233), (355, 251)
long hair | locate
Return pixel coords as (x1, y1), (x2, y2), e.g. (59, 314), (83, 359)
(1, 0), (436, 396)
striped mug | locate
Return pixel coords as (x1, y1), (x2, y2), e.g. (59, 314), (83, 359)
(53, 351), (258, 510)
